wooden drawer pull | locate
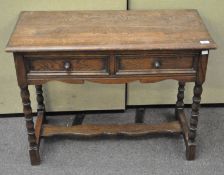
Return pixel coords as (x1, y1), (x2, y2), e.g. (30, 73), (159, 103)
(154, 61), (161, 69)
(64, 61), (71, 70)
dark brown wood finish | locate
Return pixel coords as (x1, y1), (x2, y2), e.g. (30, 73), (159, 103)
(42, 121), (182, 137)
(188, 83), (203, 160)
(135, 108), (145, 123)
(116, 53), (195, 74)
(6, 10), (216, 165)
(6, 10), (216, 52)
(35, 110), (44, 145)
(35, 85), (46, 146)
(20, 86), (40, 165)
(19, 50), (199, 85)
(35, 85), (45, 112)
(35, 85), (47, 122)
(27, 55), (110, 76)
(175, 81), (186, 119)
(72, 113), (85, 125)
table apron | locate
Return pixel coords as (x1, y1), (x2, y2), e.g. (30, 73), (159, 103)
(26, 73), (196, 85)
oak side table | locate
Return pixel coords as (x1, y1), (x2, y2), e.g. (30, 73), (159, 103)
(6, 10), (216, 165)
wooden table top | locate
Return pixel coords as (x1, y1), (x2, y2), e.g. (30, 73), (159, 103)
(6, 10), (216, 52)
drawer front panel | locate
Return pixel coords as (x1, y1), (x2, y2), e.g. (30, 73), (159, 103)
(116, 53), (197, 75)
(26, 55), (109, 75)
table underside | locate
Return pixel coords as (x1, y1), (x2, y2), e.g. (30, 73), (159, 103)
(32, 79), (198, 165)
(34, 98), (196, 165)
(36, 108), (190, 144)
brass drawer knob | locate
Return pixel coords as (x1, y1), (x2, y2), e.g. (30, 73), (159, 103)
(64, 61), (71, 70)
(154, 61), (161, 69)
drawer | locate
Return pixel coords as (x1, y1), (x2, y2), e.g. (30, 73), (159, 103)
(25, 55), (110, 76)
(115, 53), (197, 75)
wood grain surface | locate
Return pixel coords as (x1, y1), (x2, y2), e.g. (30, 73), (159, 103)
(6, 10), (216, 52)
(42, 121), (182, 137)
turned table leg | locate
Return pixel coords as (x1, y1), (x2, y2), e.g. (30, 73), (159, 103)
(20, 86), (40, 165)
(135, 108), (145, 123)
(72, 113), (85, 125)
(175, 81), (185, 118)
(35, 85), (47, 123)
(186, 82), (203, 160)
